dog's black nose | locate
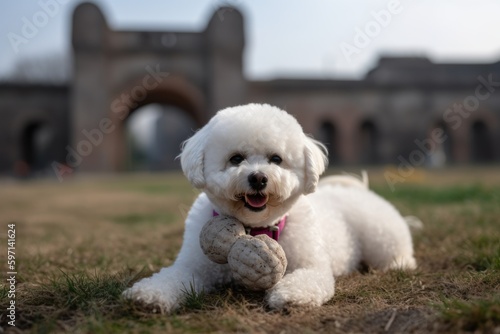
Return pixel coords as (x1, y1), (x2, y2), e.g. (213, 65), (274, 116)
(248, 172), (268, 191)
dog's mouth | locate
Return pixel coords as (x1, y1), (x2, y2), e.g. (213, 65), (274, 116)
(242, 193), (269, 212)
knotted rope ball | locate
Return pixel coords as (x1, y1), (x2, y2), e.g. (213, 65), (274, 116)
(199, 215), (287, 290)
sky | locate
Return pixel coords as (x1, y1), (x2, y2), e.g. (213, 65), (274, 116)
(2, 0), (500, 81)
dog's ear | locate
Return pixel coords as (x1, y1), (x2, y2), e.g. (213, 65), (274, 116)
(179, 126), (208, 189)
(303, 136), (328, 194)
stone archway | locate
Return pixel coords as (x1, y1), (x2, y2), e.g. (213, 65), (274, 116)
(71, 3), (246, 172)
(109, 76), (205, 171)
(129, 104), (198, 171)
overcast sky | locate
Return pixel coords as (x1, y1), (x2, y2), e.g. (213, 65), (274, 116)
(2, 0), (500, 81)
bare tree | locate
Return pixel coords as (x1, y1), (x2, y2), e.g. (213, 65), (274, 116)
(8, 53), (71, 84)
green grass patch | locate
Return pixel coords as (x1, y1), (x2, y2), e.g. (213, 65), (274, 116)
(46, 271), (129, 312)
(439, 298), (500, 332)
(111, 212), (177, 225)
(456, 235), (500, 271)
(34, 271), (128, 311)
(109, 175), (198, 198)
(374, 184), (500, 204)
(0, 285), (8, 300)
(180, 280), (208, 311)
(5, 270), (143, 331)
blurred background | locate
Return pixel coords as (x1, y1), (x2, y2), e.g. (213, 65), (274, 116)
(2, 3), (500, 332)
(1, 0), (500, 178)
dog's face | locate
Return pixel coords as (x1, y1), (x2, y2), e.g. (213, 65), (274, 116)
(180, 104), (327, 227)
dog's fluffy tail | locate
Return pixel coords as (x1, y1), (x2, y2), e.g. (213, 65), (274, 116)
(319, 170), (369, 190)
(404, 215), (424, 230)
(319, 171), (424, 231)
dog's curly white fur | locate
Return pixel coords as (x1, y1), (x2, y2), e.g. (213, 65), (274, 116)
(123, 103), (416, 312)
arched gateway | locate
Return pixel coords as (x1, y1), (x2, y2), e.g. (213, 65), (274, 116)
(69, 3), (246, 172)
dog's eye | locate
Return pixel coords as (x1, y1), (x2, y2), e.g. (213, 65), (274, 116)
(269, 154), (282, 165)
(229, 154), (245, 166)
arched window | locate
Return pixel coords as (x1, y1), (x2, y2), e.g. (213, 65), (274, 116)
(471, 120), (493, 163)
(427, 121), (453, 166)
(359, 120), (378, 164)
(21, 121), (52, 173)
(316, 120), (337, 164)
(125, 103), (197, 171)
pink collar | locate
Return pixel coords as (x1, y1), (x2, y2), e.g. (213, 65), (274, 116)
(212, 210), (287, 242)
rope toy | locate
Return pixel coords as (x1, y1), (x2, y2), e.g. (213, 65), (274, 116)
(199, 215), (287, 291)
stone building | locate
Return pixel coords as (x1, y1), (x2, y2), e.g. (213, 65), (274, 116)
(0, 83), (69, 176)
(0, 3), (498, 177)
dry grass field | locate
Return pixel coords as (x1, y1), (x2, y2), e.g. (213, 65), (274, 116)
(0, 167), (499, 333)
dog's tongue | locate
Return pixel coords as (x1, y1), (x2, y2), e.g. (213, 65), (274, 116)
(245, 194), (268, 208)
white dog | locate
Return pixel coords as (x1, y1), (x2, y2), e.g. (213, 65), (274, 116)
(123, 103), (416, 312)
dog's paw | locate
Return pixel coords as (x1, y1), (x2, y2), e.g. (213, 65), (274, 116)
(265, 288), (292, 310)
(122, 280), (180, 314)
(265, 282), (317, 310)
(265, 269), (335, 309)
(387, 256), (417, 271)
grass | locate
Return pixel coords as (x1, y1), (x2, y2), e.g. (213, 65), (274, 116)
(374, 183), (500, 204)
(439, 298), (500, 332)
(180, 280), (208, 311)
(111, 212), (177, 226)
(0, 167), (499, 333)
(23, 270), (132, 330)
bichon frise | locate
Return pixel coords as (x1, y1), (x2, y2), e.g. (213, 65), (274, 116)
(123, 103), (416, 312)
